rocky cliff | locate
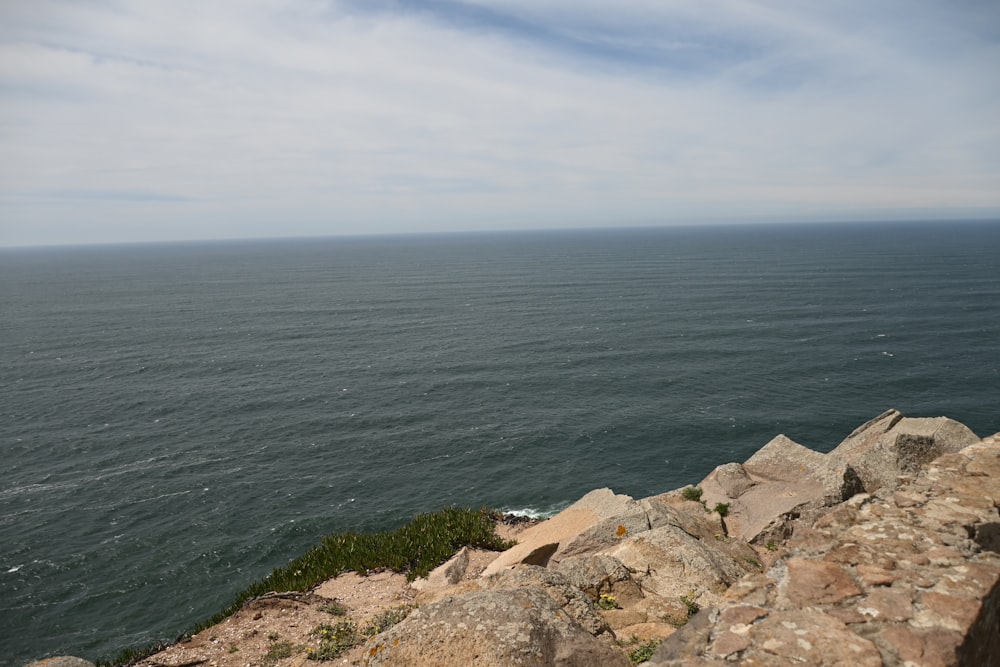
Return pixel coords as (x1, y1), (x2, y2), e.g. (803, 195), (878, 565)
(32, 410), (998, 667)
(365, 410), (998, 667)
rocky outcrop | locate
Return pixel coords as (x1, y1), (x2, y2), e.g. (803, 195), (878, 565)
(698, 410), (979, 547)
(829, 409), (981, 492)
(700, 434), (864, 544)
(409, 412), (996, 666)
(645, 433), (1000, 667)
(481, 488), (638, 575)
(111, 410), (995, 667)
(363, 587), (631, 667)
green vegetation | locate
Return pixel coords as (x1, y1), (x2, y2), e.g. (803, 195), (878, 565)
(626, 637), (662, 663)
(262, 640), (295, 666)
(713, 502), (730, 517)
(766, 541), (778, 551)
(595, 593), (619, 610)
(307, 621), (358, 661)
(680, 591), (700, 618)
(681, 486), (703, 502)
(98, 507), (512, 667)
(320, 601), (348, 616)
(362, 605), (413, 636)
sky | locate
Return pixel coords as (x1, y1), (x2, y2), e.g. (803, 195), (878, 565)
(1, 0), (999, 247)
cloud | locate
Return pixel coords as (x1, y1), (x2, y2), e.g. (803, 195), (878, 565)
(1, 0), (998, 245)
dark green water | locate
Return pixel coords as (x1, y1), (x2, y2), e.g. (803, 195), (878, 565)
(1, 222), (998, 665)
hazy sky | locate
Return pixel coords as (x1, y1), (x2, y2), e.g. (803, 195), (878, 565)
(2, 1), (999, 246)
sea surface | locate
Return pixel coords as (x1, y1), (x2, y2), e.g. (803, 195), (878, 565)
(1, 222), (998, 665)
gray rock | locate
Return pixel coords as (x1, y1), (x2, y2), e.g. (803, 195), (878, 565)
(712, 462), (755, 498)
(647, 607), (716, 663)
(700, 433), (864, 544)
(553, 554), (643, 603)
(555, 509), (651, 560)
(640, 493), (725, 541)
(608, 524), (754, 605)
(410, 545), (471, 592)
(830, 411), (980, 491)
(364, 587), (630, 667)
(484, 564), (612, 636)
(482, 487), (638, 576)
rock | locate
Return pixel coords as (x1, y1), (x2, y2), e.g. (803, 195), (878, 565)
(482, 488), (637, 576)
(552, 554), (643, 604)
(555, 510), (651, 560)
(645, 432), (1000, 667)
(632, 594), (694, 628)
(640, 493), (726, 542)
(829, 410), (980, 492)
(649, 607), (716, 662)
(700, 433), (864, 544)
(617, 622), (677, 641)
(483, 565), (612, 636)
(410, 546), (470, 592)
(783, 559), (862, 606)
(608, 524), (755, 607)
(23, 659), (95, 667)
(362, 587), (630, 667)
(711, 462), (755, 498)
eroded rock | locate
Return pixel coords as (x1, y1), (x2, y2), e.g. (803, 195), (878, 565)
(362, 587), (630, 667)
(830, 410), (980, 492)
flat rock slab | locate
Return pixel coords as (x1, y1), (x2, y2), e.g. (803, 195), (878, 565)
(481, 488), (637, 576)
(700, 434), (862, 543)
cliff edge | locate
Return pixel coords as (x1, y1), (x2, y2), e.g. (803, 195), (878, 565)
(32, 411), (998, 667)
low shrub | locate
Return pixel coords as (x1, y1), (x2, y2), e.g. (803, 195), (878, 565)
(681, 486), (703, 502)
(628, 638), (662, 663)
(595, 593), (619, 610)
(680, 591), (700, 617)
(307, 621), (358, 661)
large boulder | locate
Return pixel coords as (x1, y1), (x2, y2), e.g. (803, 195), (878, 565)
(363, 587), (630, 667)
(829, 409), (980, 491)
(482, 488), (638, 576)
(483, 565), (612, 636)
(700, 434), (864, 544)
(552, 554), (643, 605)
(606, 523), (757, 608)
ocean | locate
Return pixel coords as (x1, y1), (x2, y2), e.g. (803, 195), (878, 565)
(1, 221), (998, 665)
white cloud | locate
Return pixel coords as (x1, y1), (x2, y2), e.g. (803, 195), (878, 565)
(1, 0), (997, 246)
